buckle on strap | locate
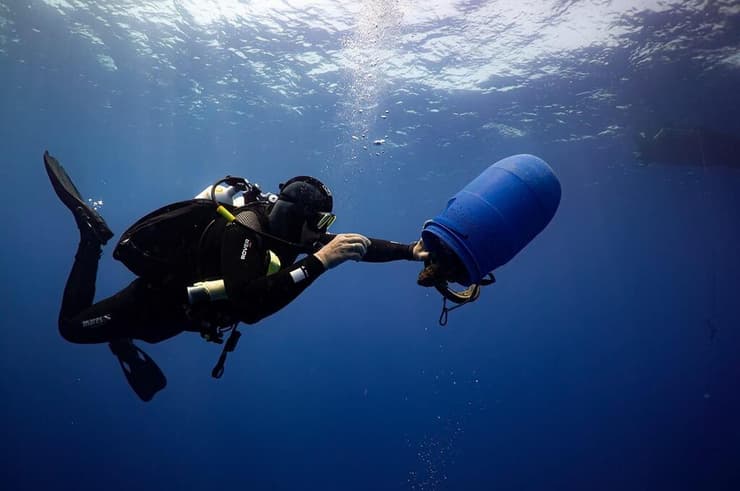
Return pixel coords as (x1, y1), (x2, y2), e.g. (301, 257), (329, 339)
(212, 326), (242, 379)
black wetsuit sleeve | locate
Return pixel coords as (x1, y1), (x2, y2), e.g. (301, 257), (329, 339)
(319, 233), (415, 262)
(221, 223), (327, 324)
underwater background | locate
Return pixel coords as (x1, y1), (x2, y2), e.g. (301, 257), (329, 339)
(2, 1), (739, 489)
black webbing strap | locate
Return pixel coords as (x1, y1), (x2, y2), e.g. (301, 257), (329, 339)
(211, 325), (242, 379)
(436, 273), (495, 326)
(438, 291), (476, 326)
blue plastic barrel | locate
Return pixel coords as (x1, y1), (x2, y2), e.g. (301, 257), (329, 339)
(421, 154), (561, 286)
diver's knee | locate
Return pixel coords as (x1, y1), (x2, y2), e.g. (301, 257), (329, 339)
(58, 319), (86, 344)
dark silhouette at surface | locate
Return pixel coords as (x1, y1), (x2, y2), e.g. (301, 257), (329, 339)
(636, 128), (740, 167)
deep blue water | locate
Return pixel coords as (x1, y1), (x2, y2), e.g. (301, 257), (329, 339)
(2, 1), (740, 490)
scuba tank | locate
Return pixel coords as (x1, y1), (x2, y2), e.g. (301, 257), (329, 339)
(419, 154), (561, 325)
(194, 180), (254, 207)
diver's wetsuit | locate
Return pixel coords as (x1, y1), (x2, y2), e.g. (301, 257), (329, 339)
(58, 208), (415, 345)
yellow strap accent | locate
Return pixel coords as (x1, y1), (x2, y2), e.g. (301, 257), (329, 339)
(216, 205), (236, 222)
(267, 250), (281, 275)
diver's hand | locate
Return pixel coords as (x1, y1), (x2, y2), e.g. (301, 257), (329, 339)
(411, 239), (430, 261)
(314, 233), (371, 269)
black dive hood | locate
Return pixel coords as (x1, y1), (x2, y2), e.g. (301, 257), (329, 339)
(279, 176), (333, 213)
(268, 176), (334, 248)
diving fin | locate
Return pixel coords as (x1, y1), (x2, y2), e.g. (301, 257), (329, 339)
(109, 339), (167, 402)
(44, 150), (114, 245)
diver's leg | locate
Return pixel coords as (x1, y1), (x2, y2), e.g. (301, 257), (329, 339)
(59, 278), (138, 344)
(45, 150), (117, 341)
(61, 279), (177, 402)
(58, 238), (104, 326)
(59, 278), (189, 344)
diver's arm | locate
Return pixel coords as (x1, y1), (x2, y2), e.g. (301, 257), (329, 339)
(318, 233), (422, 262)
(221, 223), (327, 324)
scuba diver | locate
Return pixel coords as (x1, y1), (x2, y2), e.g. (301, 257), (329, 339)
(44, 151), (428, 401)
